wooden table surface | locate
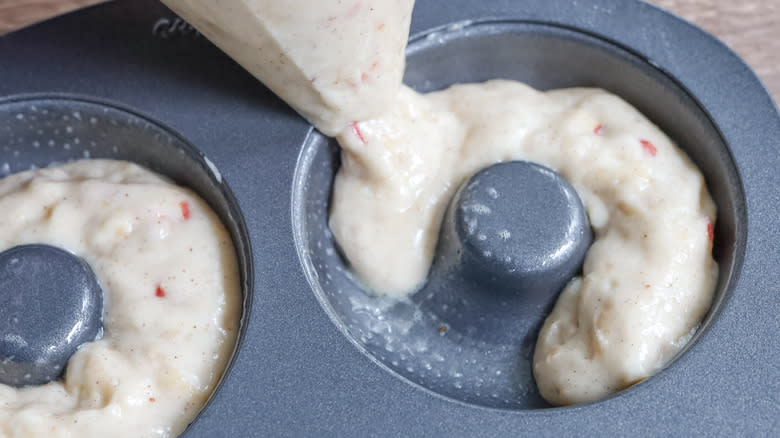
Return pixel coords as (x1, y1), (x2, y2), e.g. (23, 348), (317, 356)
(1, 0), (779, 102)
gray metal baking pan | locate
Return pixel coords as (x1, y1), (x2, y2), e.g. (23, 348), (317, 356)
(0, 0), (778, 436)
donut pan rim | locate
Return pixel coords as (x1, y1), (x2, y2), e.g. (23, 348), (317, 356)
(293, 17), (747, 412)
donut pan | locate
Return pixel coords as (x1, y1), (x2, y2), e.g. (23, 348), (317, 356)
(0, 0), (778, 436)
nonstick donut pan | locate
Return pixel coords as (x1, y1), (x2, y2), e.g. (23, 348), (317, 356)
(1, 0), (778, 436)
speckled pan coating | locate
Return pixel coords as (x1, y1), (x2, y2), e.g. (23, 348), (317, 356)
(0, 0), (778, 436)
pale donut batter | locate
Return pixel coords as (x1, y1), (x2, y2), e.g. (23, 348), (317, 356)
(0, 160), (241, 437)
(160, 0), (717, 406)
(330, 82), (718, 405)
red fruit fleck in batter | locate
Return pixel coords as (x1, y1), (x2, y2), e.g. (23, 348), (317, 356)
(156, 286), (166, 298)
(352, 121), (366, 144)
(594, 124), (604, 135)
(640, 139), (657, 156)
(179, 201), (190, 219)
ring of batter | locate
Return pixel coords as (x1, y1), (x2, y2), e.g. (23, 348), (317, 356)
(329, 80), (718, 405)
(0, 159), (241, 438)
